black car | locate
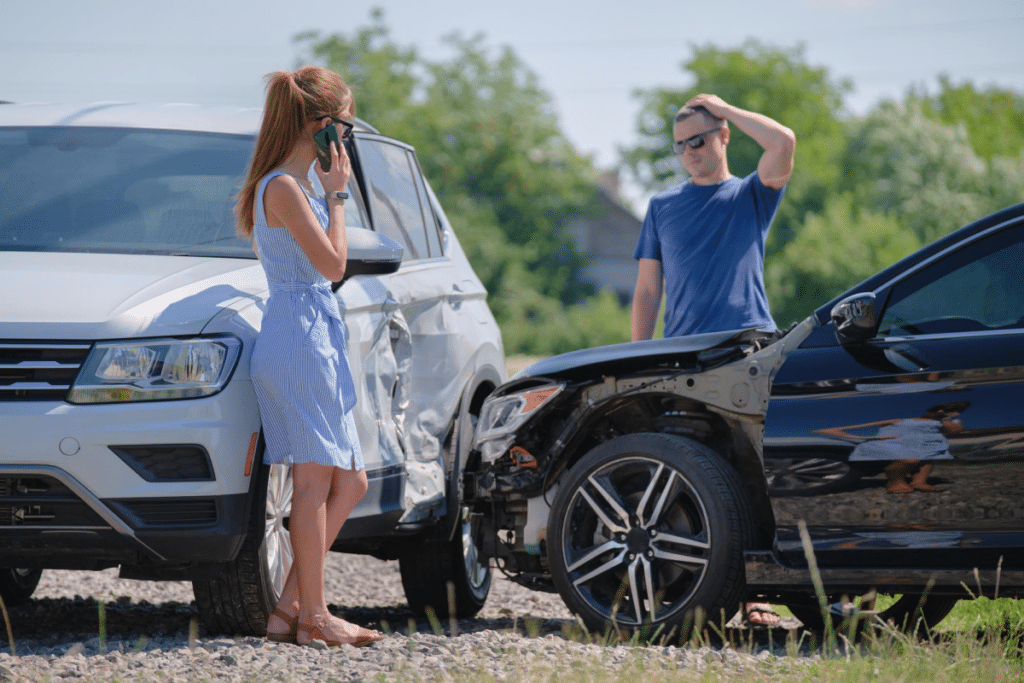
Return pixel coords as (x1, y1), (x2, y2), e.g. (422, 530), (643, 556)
(468, 202), (1024, 635)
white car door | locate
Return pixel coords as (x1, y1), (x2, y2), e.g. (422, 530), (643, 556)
(351, 135), (494, 525)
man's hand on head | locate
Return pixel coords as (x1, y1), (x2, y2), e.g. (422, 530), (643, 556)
(685, 94), (731, 121)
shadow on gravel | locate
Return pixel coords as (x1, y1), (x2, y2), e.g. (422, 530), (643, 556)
(337, 603), (573, 639)
(6, 597), (810, 652)
(5, 597), (198, 648)
(343, 602), (811, 651)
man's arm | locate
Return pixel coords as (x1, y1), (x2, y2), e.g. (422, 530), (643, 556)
(686, 94), (796, 190)
(631, 258), (663, 341)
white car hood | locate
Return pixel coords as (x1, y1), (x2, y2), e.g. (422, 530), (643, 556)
(0, 251), (267, 340)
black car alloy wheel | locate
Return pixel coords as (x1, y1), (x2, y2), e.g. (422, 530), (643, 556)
(547, 433), (755, 636)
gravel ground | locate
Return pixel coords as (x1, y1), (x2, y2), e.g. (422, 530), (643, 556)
(0, 553), (809, 682)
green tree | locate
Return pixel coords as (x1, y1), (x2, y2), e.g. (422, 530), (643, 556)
(909, 76), (1024, 161)
(296, 11), (608, 353)
(771, 94), (1024, 327)
(989, 149), (1024, 210)
(766, 194), (921, 327)
(843, 100), (1019, 244)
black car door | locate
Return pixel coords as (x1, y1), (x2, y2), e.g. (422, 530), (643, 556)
(765, 217), (1024, 569)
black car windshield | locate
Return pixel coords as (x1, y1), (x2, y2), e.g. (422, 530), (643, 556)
(0, 126), (258, 258)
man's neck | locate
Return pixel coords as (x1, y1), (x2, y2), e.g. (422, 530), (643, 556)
(690, 171), (733, 186)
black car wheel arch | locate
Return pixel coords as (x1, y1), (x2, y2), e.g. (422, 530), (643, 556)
(505, 388), (777, 547)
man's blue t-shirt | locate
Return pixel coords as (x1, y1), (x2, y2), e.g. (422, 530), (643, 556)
(634, 172), (785, 338)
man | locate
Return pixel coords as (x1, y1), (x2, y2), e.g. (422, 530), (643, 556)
(631, 94), (796, 626)
(631, 93), (795, 342)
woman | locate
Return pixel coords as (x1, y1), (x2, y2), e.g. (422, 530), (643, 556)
(236, 66), (382, 648)
(816, 402), (969, 494)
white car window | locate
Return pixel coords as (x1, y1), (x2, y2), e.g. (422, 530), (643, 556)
(357, 139), (430, 261)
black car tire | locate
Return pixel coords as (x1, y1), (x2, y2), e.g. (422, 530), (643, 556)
(0, 567), (42, 608)
(788, 593), (958, 637)
(194, 463), (292, 636)
(399, 507), (491, 619)
(547, 433), (756, 637)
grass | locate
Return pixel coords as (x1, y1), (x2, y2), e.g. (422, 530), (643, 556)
(944, 595), (1024, 632)
(4, 541), (1024, 682)
(2, 595), (1024, 682)
(0, 593), (14, 656)
(377, 579), (1024, 683)
(375, 624), (1024, 683)
(378, 610), (1024, 683)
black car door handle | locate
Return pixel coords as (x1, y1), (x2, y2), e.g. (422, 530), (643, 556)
(884, 344), (931, 373)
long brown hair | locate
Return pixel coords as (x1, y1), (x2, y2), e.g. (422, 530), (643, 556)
(235, 66), (354, 237)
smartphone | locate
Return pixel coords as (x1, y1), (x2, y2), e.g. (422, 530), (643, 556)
(313, 124), (340, 172)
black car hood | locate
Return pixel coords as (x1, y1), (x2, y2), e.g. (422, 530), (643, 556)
(516, 328), (771, 382)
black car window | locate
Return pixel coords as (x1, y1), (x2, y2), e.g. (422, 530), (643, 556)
(357, 139), (430, 261)
(878, 223), (1024, 337)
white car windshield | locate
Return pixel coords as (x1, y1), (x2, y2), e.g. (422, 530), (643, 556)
(0, 126), (257, 258)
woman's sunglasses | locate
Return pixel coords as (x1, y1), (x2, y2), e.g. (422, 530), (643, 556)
(323, 116), (354, 139)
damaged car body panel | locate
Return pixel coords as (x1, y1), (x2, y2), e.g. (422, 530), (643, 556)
(375, 264), (503, 526)
(331, 131), (507, 539)
(470, 321), (816, 579)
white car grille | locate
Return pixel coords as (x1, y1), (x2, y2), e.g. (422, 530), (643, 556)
(0, 342), (91, 401)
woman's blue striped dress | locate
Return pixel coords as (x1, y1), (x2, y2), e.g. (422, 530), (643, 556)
(250, 171), (363, 470)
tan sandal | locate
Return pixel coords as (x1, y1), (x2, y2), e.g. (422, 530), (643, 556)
(266, 607), (298, 644)
(297, 619), (384, 648)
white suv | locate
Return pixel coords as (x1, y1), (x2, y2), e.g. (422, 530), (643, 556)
(0, 102), (505, 634)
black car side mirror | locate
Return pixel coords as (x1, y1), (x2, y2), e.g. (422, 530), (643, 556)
(831, 292), (878, 345)
(332, 227), (404, 291)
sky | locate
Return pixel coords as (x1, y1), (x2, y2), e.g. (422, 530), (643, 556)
(3, 0), (1022, 177)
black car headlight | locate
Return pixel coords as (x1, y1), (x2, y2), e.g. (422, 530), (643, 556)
(67, 335), (241, 403)
(474, 383), (564, 463)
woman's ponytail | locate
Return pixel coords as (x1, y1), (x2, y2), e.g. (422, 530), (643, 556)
(235, 67), (353, 237)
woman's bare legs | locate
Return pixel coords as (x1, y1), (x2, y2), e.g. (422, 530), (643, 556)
(909, 462), (943, 491)
(268, 463), (375, 643)
(885, 460), (918, 494)
(280, 462), (333, 636)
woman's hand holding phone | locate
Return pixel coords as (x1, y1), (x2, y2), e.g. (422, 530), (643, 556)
(313, 125), (351, 197)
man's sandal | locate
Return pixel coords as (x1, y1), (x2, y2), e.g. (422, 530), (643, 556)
(266, 608), (299, 644)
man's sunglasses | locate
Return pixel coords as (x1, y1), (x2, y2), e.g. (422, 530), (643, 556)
(672, 126), (722, 154)
(322, 116), (354, 139)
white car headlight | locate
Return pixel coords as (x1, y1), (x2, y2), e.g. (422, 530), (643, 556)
(67, 336), (241, 403)
(474, 383), (564, 463)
